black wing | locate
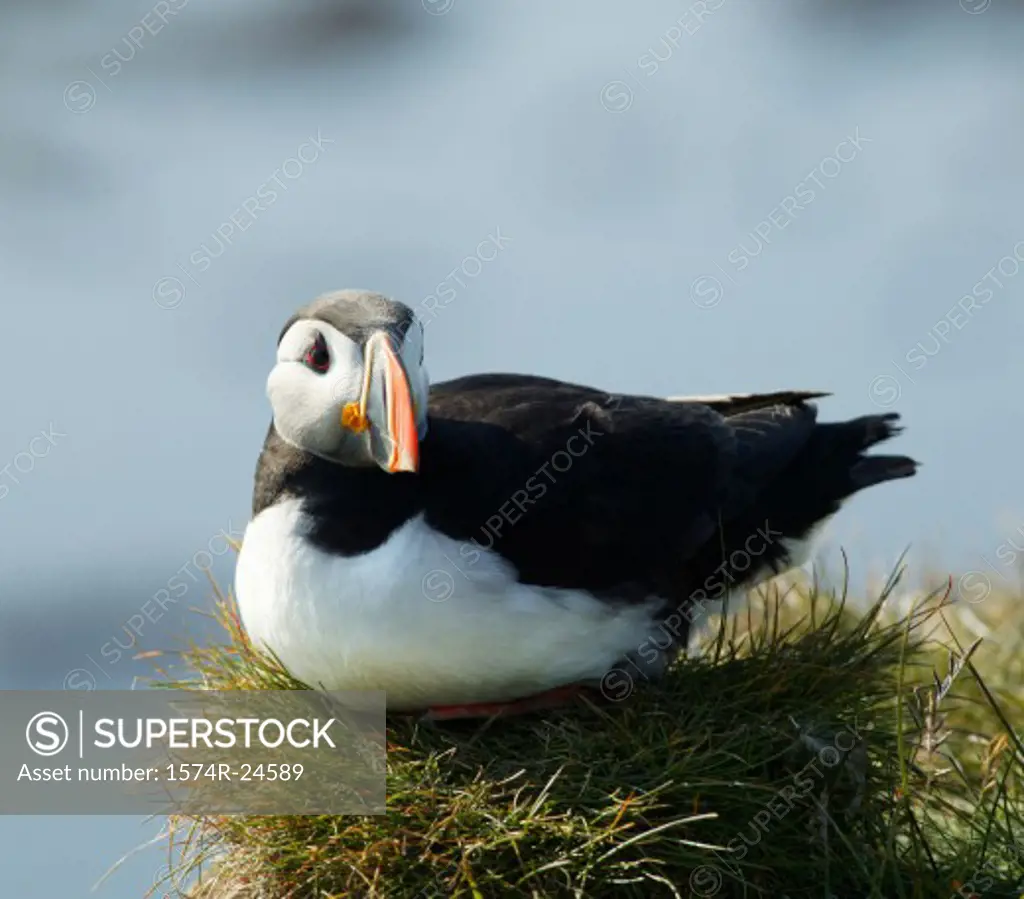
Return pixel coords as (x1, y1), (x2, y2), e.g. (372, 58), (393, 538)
(422, 376), (824, 598)
(432, 373), (829, 417)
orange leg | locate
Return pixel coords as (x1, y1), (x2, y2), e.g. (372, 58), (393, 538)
(422, 684), (592, 721)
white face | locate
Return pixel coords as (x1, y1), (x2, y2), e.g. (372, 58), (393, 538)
(267, 317), (429, 466)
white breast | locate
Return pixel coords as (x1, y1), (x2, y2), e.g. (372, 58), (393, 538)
(234, 498), (663, 710)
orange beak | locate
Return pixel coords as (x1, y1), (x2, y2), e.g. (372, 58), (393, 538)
(359, 331), (419, 473)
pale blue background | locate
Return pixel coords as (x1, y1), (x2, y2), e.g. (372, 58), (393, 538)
(1, 1), (1023, 895)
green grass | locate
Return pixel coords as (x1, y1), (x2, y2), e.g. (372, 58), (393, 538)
(153, 567), (1024, 898)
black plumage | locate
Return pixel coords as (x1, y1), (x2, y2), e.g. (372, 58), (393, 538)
(253, 369), (917, 652)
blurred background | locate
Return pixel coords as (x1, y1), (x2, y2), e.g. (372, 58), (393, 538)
(1, 0), (1023, 895)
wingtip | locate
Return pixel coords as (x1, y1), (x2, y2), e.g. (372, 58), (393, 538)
(666, 389), (832, 404)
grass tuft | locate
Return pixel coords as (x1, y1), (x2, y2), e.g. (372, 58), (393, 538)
(155, 571), (1024, 898)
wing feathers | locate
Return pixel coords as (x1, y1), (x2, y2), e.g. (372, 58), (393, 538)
(667, 390), (830, 415)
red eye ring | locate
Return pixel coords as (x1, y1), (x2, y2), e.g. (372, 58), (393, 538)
(304, 332), (330, 373)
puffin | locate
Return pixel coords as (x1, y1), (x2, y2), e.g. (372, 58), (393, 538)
(235, 290), (918, 718)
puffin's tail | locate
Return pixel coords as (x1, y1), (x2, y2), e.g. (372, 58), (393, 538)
(843, 416), (918, 490)
(752, 411), (917, 570)
(627, 408), (917, 679)
(691, 410), (918, 593)
(816, 412), (919, 496)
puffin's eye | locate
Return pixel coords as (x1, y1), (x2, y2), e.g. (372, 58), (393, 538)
(303, 332), (330, 374)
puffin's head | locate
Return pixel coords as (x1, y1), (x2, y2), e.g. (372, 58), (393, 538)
(268, 290), (428, 472)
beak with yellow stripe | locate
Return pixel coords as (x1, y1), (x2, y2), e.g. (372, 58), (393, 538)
(342, 331), (420, 473)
